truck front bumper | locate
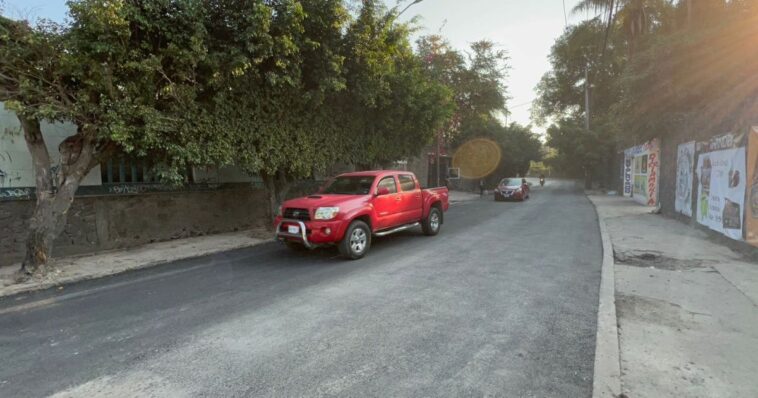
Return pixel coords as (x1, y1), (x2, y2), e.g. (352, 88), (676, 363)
(274, 218), (344, 248)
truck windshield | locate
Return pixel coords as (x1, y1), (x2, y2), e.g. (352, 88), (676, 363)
(322, 176), (376, 195)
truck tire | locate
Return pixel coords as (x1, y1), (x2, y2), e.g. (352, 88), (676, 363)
(422, 206), (442, 236)
(338, 220), (371, 259)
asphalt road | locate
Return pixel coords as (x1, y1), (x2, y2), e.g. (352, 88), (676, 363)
(0, 179), (602, 397)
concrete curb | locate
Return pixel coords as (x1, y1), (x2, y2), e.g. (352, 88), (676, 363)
(0, 237), (272, 299)
(588, 195), (623, 398)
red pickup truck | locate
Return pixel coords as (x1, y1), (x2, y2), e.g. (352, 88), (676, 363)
(274, 170), (449, 259)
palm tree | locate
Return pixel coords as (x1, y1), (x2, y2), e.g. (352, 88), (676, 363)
(573, 0), (671, 57)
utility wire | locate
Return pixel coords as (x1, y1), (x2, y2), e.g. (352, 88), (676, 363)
(562, 0), (568, 28)
(509, 100), (534, 109)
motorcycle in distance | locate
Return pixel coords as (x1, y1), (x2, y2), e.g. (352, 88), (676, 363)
(539, 174), (545, 187)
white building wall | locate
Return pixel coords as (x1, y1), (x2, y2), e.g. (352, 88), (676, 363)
(0, 102), (102, 188)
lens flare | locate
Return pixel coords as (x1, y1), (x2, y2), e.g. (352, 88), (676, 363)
(452, 138), (501, 179)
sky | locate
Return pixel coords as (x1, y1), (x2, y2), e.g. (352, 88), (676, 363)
(398, 0), (587, 132)
(1, 0), (591, 133)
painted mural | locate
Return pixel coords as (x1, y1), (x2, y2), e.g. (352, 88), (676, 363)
(623, 138), (659, 206)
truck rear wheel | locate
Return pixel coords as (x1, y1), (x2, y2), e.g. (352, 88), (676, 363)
(338, 220), (371, 259)
(422, 206), (442, 236)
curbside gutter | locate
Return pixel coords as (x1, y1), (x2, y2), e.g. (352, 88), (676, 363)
(0, 233), (272, 299)
(588, 195), (623, 398)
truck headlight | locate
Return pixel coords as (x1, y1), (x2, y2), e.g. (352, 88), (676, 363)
(314, 207), (340, 220)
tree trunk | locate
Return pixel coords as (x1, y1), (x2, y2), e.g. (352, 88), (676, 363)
(261, 171), (291, 228)
(18, 115), (96, 278)
(261, 172), (278, 227)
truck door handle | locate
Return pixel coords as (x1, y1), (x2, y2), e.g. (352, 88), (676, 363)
(395, 197), (402, 201)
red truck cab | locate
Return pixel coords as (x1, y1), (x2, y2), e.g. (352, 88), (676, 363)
(274, 170), (449, 259)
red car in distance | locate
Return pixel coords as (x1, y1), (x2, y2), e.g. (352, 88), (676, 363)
(494, 177), (530, 201)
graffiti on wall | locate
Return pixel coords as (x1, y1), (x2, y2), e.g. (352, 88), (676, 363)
(623, 156), (632, 195)
(647, 151), (659, 206)
(0, 187), (32, 200)
(695, 132), (746, 240)
(675, 141), (696, 216)
(0, 151), (10, 187)
(623, 139), (659, 206)
(108, 183), (176, 195)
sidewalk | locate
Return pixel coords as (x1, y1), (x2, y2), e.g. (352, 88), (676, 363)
(0, 229), (270, 298)
(588, 194), (758, 398)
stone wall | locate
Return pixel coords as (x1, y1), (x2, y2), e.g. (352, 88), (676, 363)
(0, 186), (268, 267)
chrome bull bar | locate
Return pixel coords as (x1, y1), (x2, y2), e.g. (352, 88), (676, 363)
(275, 218), (313, 249)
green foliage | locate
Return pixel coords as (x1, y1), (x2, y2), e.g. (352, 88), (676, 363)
(456, 118), (543, 184)
(335, 1), (453, 167)
(495, 122), (543, 178)
(614, 0), (758, 141)
(533, 20), (623, 181)
(1, 0), (221, 180)
(417, 35), (510, 145)
(415, 33), (542, 182)
(1, 0), (456, 185)
(533, 20), (624, 125)
(540, 0), (756, 186)
(545, 117), (612, 178)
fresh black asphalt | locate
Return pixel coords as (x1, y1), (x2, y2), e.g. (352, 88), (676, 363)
(0, 180), (602, 397)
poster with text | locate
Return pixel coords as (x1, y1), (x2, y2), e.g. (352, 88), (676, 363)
(744, 127), (758, 246)
(675, 141), (696, 216)
(695, 147), (746, 240)
(623, 156), (632, 195)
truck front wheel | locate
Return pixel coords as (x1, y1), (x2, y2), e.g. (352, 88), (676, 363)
(422, 207), (442, 236)
(338, 220), (371, 259)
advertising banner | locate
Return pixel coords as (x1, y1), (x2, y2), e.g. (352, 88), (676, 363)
(744, 127), (758, 246)
(675, 141), (696, 216)
(623, 155), (632, 195)
(695, 145), (746, 240)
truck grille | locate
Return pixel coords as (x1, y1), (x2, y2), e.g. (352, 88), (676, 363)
(284, 208), (310, 221)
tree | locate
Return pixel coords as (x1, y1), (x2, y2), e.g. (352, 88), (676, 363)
(0, 0), (461, 277)
(337, 1), (453, 169)
(195, 0), (351, 218)
(416, 35), (509, 146)
(573, 0), (672, 56)
(0, 0), (218, 277)
(544, 117), (612, 181)
(614, 0), (758, 141)
(533, 20), (623, 186)
(201, 0), (452, 215)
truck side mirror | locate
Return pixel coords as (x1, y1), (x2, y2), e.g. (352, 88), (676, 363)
(376, 187), (390, 196)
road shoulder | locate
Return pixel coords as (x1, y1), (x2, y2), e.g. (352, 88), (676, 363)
(588, 193), (758, 398)
(0, 229), (271, 298)
(587, 194), (623, 398)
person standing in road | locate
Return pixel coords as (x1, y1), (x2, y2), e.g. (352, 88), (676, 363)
(479, 179), (485, 196)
